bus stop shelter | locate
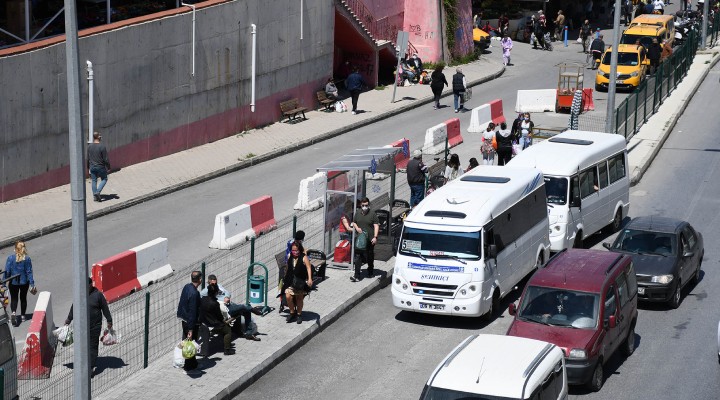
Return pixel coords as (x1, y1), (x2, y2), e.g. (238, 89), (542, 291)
(316, 146), (405, 269)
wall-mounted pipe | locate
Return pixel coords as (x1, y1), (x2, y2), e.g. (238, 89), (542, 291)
(182, 3), (196, 77)
(300, 0), (304, 40)
(251, 23), (257, 113)
(86, 60), (94, 144)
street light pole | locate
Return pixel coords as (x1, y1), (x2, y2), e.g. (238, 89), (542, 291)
(62, 0), (91, 399)
(605, 0), (622, 133)
(702, 0), (710, 50)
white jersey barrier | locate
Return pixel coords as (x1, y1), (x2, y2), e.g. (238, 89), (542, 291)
(515, 89), (557, 113)
(294, 171), (327, 211)
(468, 104), (493, 132)
(423, 121), (448, 154)
(133, 237), (174, 288)
(209, 204), (255, 249)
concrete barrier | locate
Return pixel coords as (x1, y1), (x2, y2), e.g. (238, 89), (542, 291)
(389, 138), (411, 170)
(467, 99), (506, 132)
(209, 204), (254, 249)
(423, 121), (448, 154)
(133, 237), (174, 288)
(92, 250), (141, 303)
(582, 88), (595, 111)
(293, 171), (326, 211)
(515, 89), (557, 113)
(18, 291), (56, 379)
(247, 195), (276, 236)
(446, 118), (463, 148)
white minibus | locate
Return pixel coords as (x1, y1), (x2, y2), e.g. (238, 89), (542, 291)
(508, 130), (630, 251)
(392, 166), (550, 319)
(420, 334), (568, 400)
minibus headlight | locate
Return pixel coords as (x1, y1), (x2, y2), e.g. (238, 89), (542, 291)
(460, 289), (467, 296)
(630, 71), (639, 77)
(568, 349), (587, 360)
(402, 284), (408, 290)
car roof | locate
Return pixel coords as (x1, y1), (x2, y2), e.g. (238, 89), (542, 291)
(428, 334), (562, 398)
(625, 216), (685, 233)
(529, 249), (628, 293)
(612, 44), (644, 54)
(632, 14), (674, 24)
(624, 25), (665, 35)
(507, 130), (626, 176)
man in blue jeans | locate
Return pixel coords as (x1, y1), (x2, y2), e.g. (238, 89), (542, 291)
(345, 67), (367, 115)
(200, 274), (261, 341)
(406, 150), (428, 207)
(87, 132), (111, 202)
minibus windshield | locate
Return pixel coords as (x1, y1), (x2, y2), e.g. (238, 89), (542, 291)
(518, 286), (600, 329)
(400, 227), (481, 260)
(544, 177), (568, 205)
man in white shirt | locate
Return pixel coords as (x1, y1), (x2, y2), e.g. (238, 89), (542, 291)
(653, 0), (665, 13)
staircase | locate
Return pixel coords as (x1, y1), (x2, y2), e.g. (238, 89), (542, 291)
(337, 0), (418, 55)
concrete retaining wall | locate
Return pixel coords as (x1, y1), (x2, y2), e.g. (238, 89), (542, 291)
(0, 0), (333, 202)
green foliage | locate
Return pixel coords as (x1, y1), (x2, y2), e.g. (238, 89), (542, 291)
(443, 0), (458, 59)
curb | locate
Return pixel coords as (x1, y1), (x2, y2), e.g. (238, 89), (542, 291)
(629, 51), (720, 186)
(213, 268), (394, 399)
(1, 62), (505, 250)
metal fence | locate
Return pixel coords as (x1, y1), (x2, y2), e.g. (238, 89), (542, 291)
(577, 14), (720, 139)
(17, 163), (414, 398)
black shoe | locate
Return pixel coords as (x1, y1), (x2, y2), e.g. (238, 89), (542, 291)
(245, 334), (261, 341)
(93, 194), (101, 202)
(296, 315), (302, 324)
(350, 276), (358, 282)
(286, 313), (297, 323)
(250, 307), (263, 316)
(367, 270), (374, 278)
(223, 349), (236, 355)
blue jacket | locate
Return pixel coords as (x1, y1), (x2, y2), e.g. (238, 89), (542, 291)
(4, 255), (34, 286)
(177, 283), (200, 327)
(345, 72), (365, 91)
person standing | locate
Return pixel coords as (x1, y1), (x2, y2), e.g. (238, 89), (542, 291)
(350, 198), (379, 282)
(653, 0), (665, 14)
(284, 242), (313, 323)
(519, 113), (535, 150)
(452, 67), (467, 113)
(554, 10), (566, 41)
(444, 154), (464, 182)
(499, 13), (510, 36)
(580, 20), (592, 53)
(648, 38), (662, 75)
(177, 271), (202, 373)
(4, 241), (36, 327)
(430, 65), (448, 109)
(589, 34), (606, 69)
(406, 150), (428, 207)
(345, 67), (367, 115)
(87, 132), (111, 202)
(481, 123), (497, 165)
(661, 39), (673, 61)
(495, 122), (514, 166)
(64, 278), (112, 373)
(501, 34), (513, 66)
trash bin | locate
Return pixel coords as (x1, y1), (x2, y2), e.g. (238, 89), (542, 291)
(248, 275), (265, 304)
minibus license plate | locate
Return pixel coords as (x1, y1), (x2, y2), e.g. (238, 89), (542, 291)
(420, 303), (445, 310)
(638, 287), (645, 295)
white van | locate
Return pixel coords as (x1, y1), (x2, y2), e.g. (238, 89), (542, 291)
(392, 166), (550, 319)
(420, 334), (568, 400)
(508, 130), (630, 251)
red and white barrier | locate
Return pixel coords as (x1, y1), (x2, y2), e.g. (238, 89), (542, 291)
(515, 89), (557, 113)
(294, 171), (327, 211)
(248, 195), (276, 236)
(18, 291), (56, 379)
(389, 138), (411, 171)
(209, 196), (277, 249)
(423, 118), (463, 155)
(468, 99), (506, 132)
(582, 88), (595, 111)
(93, 237), (174, 303)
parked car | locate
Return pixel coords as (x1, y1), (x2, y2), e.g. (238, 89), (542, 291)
(604, 216), (703, 309)
(420, 334), (567, 400)
(507, 249), (638, 392)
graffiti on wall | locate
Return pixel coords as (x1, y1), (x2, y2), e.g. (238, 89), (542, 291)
(345, 52), (375, 77)
(409, 24), (434, 40)
(453, 0), (473, 57)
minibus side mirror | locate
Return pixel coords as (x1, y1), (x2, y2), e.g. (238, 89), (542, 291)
(487, 245), (497, 259)
(571, 194), (581, 209)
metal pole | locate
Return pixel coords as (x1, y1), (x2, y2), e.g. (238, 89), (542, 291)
(63, 0), (91, 397)
(564, 26), (568, 47)
(143, 292), (150, 369)
(702, 0), (710, 49)
(251, 24), (257, 112)
(300, 0), (304, 40)
(86, 61), (94, 144)
(25, 0), (30, 42)
(182, 3), (196, 77)
(391, 50), (402, 103)
(107, 0), (111, 24)
(250, 237), (255, 264)
(201, 262), (206, 289)
(292, 215), (297, 237)
(605, 0), (622, 134)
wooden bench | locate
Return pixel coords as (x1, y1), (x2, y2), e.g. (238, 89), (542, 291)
(306, 249), (327, 282)
(279, 98), (308, 123)
(316, 91), (335, 112)
(427, 159), (446, 179)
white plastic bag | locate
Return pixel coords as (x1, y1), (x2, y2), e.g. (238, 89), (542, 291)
(335, 101), (344, 113)
(173, 344), (185, 368)
(101, 328), (121, 346)
(53, 324), (74, 346)
(340, 101), (348, 112)
(512, 142), (522, 156)
(577, 37), (583, 44)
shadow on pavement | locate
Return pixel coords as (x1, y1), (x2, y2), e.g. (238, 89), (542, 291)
(93, 356), (129, 376)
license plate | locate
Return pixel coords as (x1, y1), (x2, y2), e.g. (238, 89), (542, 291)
(419, 302), (445, 311)
(638, 287), (645, 295)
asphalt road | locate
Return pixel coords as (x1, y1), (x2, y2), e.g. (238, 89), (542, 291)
(239, 65), (720, 399)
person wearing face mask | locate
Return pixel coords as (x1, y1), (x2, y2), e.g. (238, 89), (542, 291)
(519, 113), (534, 150)
(284, 241), (313, 324)
(350, 198), (380, 282)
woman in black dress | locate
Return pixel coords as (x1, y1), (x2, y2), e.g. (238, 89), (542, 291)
(284, 241), (313, 324)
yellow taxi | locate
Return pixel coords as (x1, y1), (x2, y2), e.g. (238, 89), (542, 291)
(629, 14), (675, 45)
(595, 44), (647, 91)
(473, 27), (490, 51)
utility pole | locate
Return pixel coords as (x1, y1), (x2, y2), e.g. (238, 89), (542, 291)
(605, 0), (622, 134)
(702, 0), (710, 50)
(62, 0), (91, 398)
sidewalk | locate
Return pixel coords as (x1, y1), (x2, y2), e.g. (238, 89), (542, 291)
(0, 57), (504, 249)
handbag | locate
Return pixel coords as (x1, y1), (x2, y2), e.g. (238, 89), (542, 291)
(491, 135), (498, 150)
(29, 286), (37, 295)
(292, 276), (306, 290)
(462, 88), (473, 102)
(355, 231), (368, 250)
